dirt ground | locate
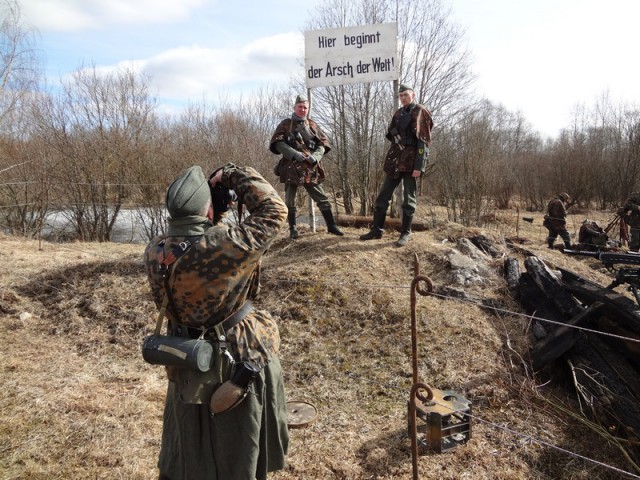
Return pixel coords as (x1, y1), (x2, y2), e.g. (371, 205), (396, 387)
(0, 205), (638, 480)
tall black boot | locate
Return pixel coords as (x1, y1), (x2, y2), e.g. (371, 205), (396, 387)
(288, 208), (298, 239)
(396, 215), (413, 247)
(321, 209), (344, 236)
(360, 208), (386, 240)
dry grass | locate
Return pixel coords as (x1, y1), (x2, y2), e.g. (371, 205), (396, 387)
(0, 205), (636, 480)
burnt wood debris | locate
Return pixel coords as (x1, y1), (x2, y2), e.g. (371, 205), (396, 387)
(502, 241), (640, 465)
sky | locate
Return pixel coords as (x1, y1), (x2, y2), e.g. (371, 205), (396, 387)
(12, 0), (640, 138)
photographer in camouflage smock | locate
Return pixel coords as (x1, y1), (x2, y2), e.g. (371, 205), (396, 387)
(144, 163), (289, 480)
(270, 94), (343, 239)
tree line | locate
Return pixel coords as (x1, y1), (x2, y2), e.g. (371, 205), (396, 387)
(1, 0), (639, 242)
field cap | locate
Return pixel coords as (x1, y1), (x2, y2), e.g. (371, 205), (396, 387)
(166, 166), (210, 218)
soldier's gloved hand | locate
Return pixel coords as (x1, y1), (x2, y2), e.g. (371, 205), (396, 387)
(308, 146), (324, 165)
(292, 152), (306, 163)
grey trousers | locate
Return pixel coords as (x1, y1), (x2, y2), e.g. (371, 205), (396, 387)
(285, 183), (331, 211)
(374, 173), (418, 218)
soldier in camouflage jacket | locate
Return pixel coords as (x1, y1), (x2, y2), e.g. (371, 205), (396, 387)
(544, 192), (572, 249)
(360, 84), (433, 246)
(270, 94), (343, 239)
(144, 163), (289, 480)
(620, 192), (640, 251)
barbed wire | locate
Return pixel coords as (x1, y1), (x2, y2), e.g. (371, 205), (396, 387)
(1, 237), (640, 478)
(346, 371), (640, 478)
(0, 181), (164, 187)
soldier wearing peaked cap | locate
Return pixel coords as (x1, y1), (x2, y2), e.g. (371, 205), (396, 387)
(360, 84), (434, 246)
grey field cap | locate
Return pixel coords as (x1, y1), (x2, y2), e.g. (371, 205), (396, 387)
(165, 166), (210, 218)
(295, 93), (308, 104)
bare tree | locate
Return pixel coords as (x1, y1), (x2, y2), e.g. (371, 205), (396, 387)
(305, 0), (475, 215)
(32, 65), (158, 241)
(0, 0), (39, 133)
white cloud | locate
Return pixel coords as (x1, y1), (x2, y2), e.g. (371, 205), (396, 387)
(20, 0), (206, 32)
(83, 32), (304, 102)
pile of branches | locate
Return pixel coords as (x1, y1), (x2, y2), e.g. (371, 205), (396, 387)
(504, 252), (640, 465)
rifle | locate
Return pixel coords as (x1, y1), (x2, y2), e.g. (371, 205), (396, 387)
(564, 249), (640, 304)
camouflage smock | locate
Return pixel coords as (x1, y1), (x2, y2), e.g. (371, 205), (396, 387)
(383, 102), (433, 178)
(622, 193), (640, 228)
(144, 164), (287, 368)
(269, 117), (331, 186)
(545, 197), (568, 233)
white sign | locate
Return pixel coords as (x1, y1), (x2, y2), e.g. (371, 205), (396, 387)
(304, 23), (398, 88)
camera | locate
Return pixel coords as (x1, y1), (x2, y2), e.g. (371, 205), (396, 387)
(210, 183), (237, 213)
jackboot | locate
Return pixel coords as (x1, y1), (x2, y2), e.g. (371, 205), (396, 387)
(396, 215), (413, 247)
(288, 208), (299, 239)
(360, 208), (386, 240)
(321, 209), (344, 236)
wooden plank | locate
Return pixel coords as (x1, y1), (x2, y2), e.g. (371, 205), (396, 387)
(531, 302), (605, 371)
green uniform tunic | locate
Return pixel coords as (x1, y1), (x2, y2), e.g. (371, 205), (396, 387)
(144, 164), (289, 480)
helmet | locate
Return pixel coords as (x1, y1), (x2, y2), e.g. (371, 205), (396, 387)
(558, 192), (570, 202)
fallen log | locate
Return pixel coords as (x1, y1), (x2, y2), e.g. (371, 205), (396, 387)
(531, 302), (606, 371)
(524, 256), (584, 327)
(470, 234), (503, 258)
(560, 268), (640, 335)
(517, 256), (640, 461)
(504, 257), (520, 292)
(332, 214), (430, 232)
(569, 339), (640, 457)
(560, 268), (640, 369)
(517, 272), (563, 340)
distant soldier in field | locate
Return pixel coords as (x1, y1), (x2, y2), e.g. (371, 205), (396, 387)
(619, 192), (640, 252)
(578, 219), (607, 251)
(543, 192), (573, 249)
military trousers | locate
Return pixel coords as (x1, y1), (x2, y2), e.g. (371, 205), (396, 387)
(285, 183), (331, 212)
(629, 225), (640, 251)
(374, 173), (418, 218)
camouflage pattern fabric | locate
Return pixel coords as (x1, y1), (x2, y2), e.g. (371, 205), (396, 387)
(545, 197), (568, 233)
(623, 193), (640, 250)
(144, 163), (287, 367)
(269, 117), (331, 186)
(578, 221), (607, 250)
(145, 164), (289, 479)
(383, 102), (433, 178)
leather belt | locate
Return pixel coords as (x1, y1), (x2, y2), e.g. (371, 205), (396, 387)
(220, 301), (254, 329)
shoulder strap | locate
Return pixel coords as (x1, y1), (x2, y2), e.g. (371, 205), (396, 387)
(154, 239), (196, 335)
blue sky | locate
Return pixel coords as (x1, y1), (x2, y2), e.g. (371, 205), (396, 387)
(15, 0), (640, 138)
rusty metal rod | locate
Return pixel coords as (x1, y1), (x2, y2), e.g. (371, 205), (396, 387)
(409, 382), (433, 480)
